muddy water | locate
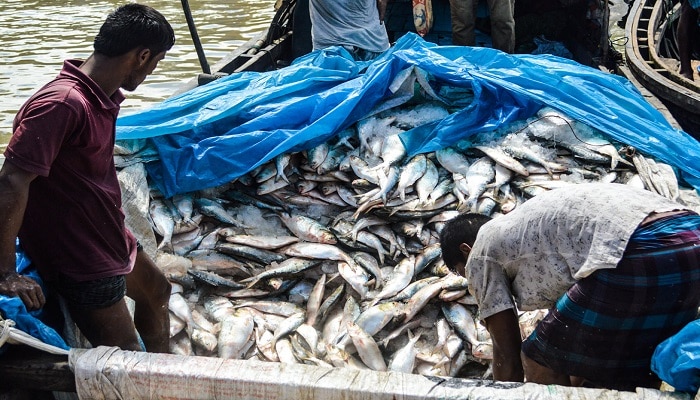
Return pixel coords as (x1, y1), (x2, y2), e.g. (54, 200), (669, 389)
(0, 0), (277, 146)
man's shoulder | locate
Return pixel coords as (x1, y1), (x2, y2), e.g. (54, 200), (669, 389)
(25, 77), (90, 113)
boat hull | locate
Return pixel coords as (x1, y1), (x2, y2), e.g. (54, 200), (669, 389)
(624, 0), (700, 136)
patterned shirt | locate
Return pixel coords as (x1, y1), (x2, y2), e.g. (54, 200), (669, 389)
(466, 183), (692, 320)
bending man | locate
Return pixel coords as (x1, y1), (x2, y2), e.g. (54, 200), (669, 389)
(439, 183), (700, 390)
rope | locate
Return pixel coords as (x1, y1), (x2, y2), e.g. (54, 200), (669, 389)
(0, 315), (69, 355)
(0, 317), (15, 348)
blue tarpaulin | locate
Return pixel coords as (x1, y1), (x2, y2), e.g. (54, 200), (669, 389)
(116, 33), (700, 198)
(0, 240), (69, 354)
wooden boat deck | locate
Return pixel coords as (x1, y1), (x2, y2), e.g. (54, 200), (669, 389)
(624, 0), (700, 136)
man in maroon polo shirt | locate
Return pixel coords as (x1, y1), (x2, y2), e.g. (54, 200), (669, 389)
(0, 4), (175, 353)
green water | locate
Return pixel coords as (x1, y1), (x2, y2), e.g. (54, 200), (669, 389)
(0, 0), (277, 147)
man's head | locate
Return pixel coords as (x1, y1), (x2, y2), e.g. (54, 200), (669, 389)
(94, 3), (175, 59)
(439, 213), (492, 275)
(94, 4), (175, 91)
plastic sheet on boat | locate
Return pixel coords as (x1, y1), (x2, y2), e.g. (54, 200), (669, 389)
(0, 239), (69, 354)
(651, 319), (700, 393)
(116, 33), (700, 198)
(69, 346), (689, 400)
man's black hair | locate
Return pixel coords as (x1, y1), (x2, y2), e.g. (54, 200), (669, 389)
(439, 213), (492, 268)
(94, 3), (175, 58)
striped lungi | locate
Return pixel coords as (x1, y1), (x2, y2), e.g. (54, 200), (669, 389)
(522, 213), (700, 391)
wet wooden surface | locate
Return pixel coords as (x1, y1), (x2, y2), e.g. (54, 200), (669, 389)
(0, 346), (75, 393)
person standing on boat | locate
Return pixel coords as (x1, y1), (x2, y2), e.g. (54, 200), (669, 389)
(309, 0), (391, 61)
(448, 0), (515, 53)
(677, 0), (700, 80)
(439, 183), (700, 390)
(0, 4), (174, 353)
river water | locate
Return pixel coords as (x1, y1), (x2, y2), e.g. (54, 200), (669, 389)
(0, 0), (277, 146)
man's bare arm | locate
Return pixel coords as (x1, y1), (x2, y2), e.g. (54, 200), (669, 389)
(377, 0), (388, 22)
(484, 309), (524, 382)
(0, 160), (43, 310)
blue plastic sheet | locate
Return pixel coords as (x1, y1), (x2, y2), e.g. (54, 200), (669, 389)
(651, 319), (700, 392)
(0, 240), (69, 354)
(116, 33), (700, 198)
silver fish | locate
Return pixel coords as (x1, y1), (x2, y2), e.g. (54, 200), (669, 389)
(282, 242), (355, 265)
(416, 157), (439, 205)
(149, 198), (175, 252)
(305, 273), (327, 327)
(349, 155), (380, 185)
(351, 251), (384, 288)
(253, 163), (278, 184)
(257, 176), (290, 195)
(242, 257), (320, 289)
(271, 312), (306, 347)
(222, 234), (300, 250)
(188, 269), (245, 289)
(357, 115), (396, 156)
(325, 343), (369, 370)
(189, 249), (252, 277)
(277, 212), (337, 244)
(435, 147), (471, 175)
(316, 282), (345, 326)
(191, 328), (218, 352)
(172, 192), (195, 225)
(396, 154), (427, 201)
(274, 153), (292, 184)
(337, 260), (372, 300)
(218, 308), (254, 359)
(354, 231), (389, 266)
(370, 255), (416, 306)
(374, 134), (407, 173)
(317, 145), (346, 175)
(168, 292), (199, 335)
(347, 321), (387, 371)
(306, 142), (330, 171)
(216, 242), (287, 265)
(388, 330), (421, 373)
(441, 302), (479, 347)
(195, 197), (241, 227)
(233, 300), (305, 318)
(275, 338), (299, 364)
(401, 277), (446, 323)
(427, 177), (454, 206)
(475, 145), (529, 177)
(464, 157), (495, 212)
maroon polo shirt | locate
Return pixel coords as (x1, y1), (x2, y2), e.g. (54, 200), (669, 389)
(5, 59), (136, 282)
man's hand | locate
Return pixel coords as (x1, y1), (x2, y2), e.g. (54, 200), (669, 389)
(0, 272), (45, 310)
(377, 0), (388, 22)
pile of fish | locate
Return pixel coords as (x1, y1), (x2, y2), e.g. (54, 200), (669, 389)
(140, 103), (700, 380)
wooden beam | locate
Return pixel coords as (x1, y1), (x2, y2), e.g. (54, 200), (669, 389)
(0, 347), (75, 393)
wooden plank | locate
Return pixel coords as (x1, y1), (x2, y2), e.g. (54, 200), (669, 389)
(616, 64), (684, 131)
(0, 346), (75, 393)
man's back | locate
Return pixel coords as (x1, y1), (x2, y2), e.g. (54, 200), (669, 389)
(309, 0), (390, 53)
(466, 183), (690, 317)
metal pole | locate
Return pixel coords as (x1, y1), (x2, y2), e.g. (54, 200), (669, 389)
(180, 0), (211, 75)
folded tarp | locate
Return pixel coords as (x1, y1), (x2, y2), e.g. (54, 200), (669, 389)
(116, 32), (700, 198)
(0, 239), (69, 354)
